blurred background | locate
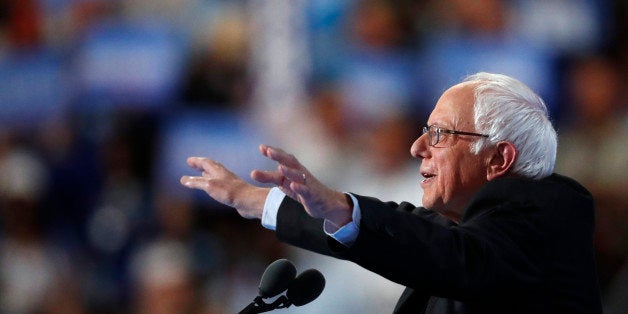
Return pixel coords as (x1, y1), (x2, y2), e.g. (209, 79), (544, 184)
(0, 0), (626, 313)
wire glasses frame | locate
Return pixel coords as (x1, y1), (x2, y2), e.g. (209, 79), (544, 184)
(422, 125), (489, 146)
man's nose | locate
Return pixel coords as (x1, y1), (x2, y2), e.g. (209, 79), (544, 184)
(410, 133), (429, 159)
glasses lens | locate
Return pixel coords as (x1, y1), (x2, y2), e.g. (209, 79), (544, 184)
(429, 125), (438, 146)
(422, 126), (432, 145)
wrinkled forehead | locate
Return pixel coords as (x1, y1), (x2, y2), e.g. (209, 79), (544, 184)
(429, 82), (477, 129)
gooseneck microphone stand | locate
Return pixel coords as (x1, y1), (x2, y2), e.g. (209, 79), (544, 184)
(238, 295), (291, 314)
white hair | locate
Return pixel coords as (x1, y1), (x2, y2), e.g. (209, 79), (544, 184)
(463, 72), (557, 179)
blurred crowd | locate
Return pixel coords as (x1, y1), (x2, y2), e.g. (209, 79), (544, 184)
(0, 0), (626, 313)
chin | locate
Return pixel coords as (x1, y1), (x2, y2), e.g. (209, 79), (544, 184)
(421, 197), (432, 210)
(422, 200), (439, 212)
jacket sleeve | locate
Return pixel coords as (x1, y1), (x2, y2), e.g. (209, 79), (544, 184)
(274, 196), (331, 256)
(276, 192), (553, 301)
(274, 194), (459, 271)
(274, 195), (431, 257)
(332, 194), (551, 302)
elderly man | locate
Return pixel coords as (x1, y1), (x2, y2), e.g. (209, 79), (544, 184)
(181, 73), (602, 313)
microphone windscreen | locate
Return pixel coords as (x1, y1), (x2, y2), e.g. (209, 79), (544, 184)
(258, 259), (297, 298)
(286, 269), (325, 306)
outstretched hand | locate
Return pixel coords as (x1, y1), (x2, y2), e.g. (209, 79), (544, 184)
(251, 145), (352, 230)
(180, 157), (269, 219)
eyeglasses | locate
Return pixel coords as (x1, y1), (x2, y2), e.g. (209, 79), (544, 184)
(422, 124), (489, 146)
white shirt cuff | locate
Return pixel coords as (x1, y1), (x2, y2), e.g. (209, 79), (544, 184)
(261, 187), (285, 231)
(324, 193), (361, 246)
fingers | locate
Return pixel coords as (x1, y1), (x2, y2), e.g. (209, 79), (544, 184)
(278, 165), (311, 200)
(251, 165), (308, 190)
(250, 169), (284, 185)
(259, 144), (269, 157)
(279, 165), (307, 185)
(186, 157), (223, 173)
(260, 145), (301, 169)
(180, 175), (207, 190)
(182, 157), (236, 192)
(259, 145), (310, 186)
(186, 156), (205, 171)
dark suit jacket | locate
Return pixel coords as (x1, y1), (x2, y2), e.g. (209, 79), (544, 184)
(275, 174), (603, 313)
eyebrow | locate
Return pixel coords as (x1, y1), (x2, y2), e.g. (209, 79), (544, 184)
(430, 114), (469, 129)
(427, 121), (454, 129)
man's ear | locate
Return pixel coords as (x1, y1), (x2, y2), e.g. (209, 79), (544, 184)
(487, 141), (518, 181)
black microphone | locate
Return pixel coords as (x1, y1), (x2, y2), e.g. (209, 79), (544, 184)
(258, 259), (297, 298)
(286, 269), (326, 306)
(238, 260), (326, 313)
(239, 259), (296, 314)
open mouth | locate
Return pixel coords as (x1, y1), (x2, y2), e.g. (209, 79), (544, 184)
(421, 172), (435, 184)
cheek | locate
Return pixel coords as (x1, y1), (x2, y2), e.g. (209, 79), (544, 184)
(420, 164), (458, 211)
(436, 163), (458, 201)
(431, 149), (468, 203)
